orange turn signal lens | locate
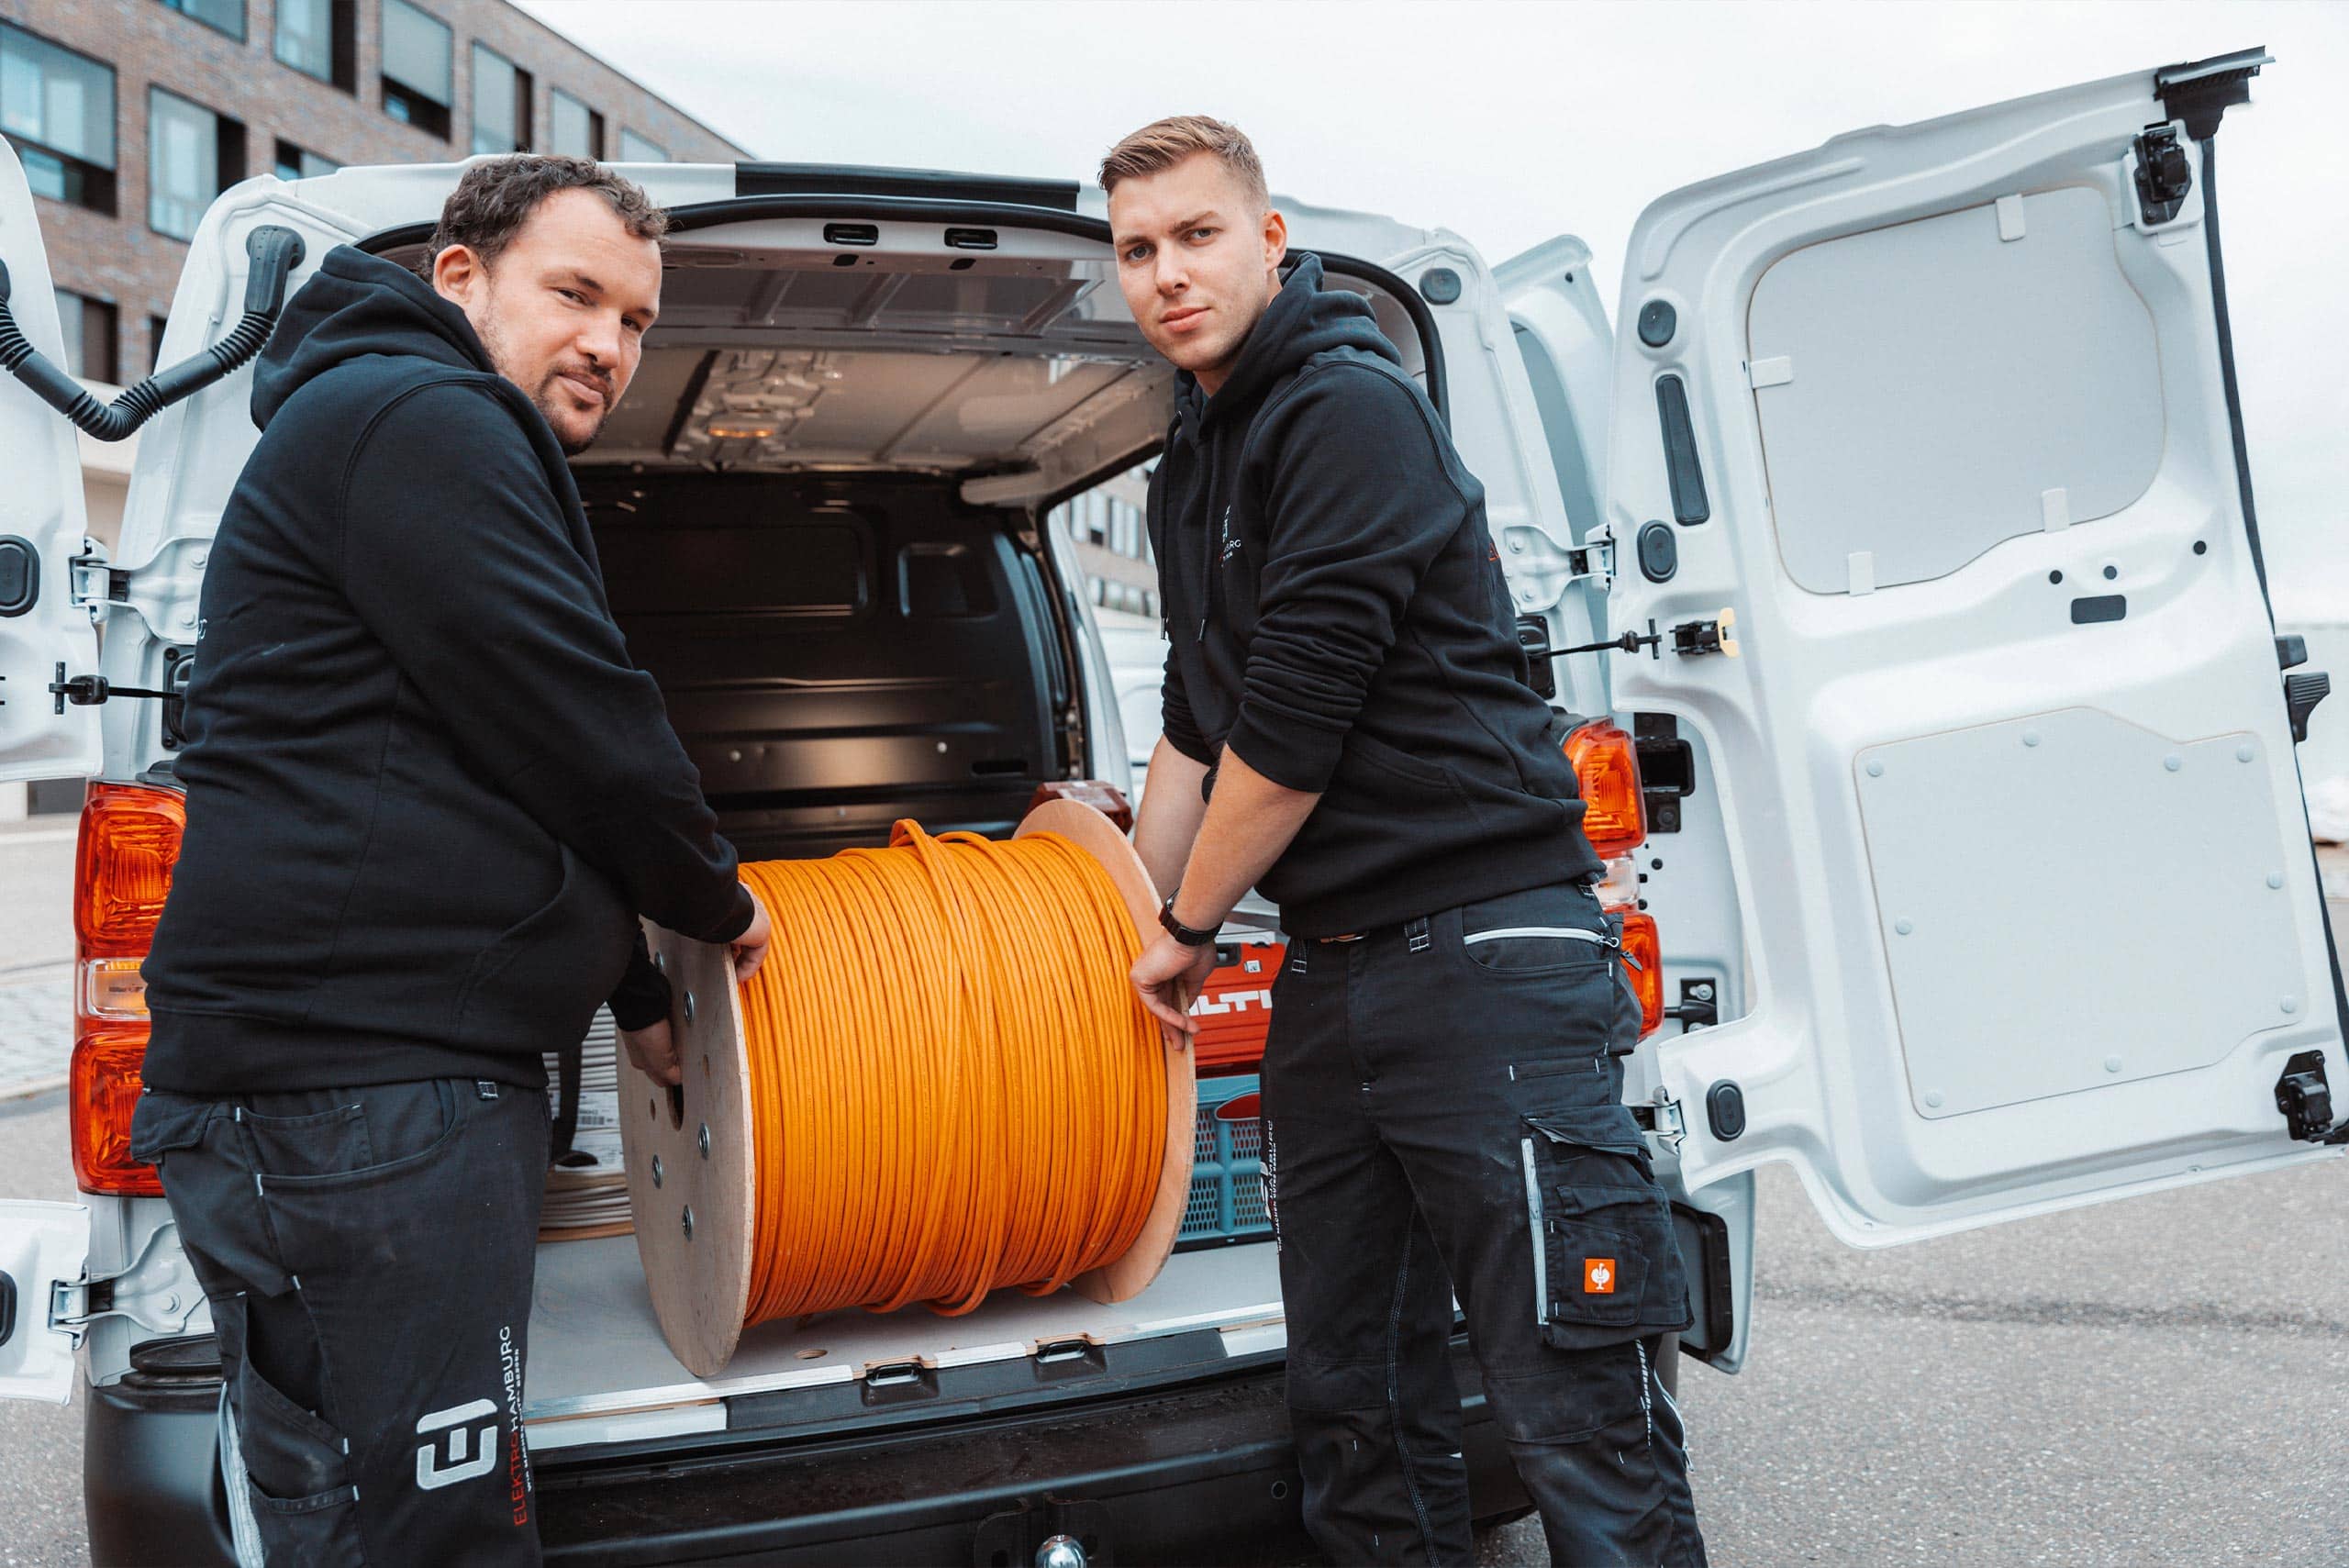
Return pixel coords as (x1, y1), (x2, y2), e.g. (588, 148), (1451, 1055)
(74, 784), (184, 958)
(1564, 718), (1645, 859)
(71, 1026), (161, 1196)
(1612, 906), (1663, 1038)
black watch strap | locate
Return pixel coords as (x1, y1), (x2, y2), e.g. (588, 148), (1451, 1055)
(1159, 895), (1219, 948)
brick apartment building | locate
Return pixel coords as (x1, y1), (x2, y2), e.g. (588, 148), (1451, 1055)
(0, 0), (748, 816)
(0, 0), (750, 397)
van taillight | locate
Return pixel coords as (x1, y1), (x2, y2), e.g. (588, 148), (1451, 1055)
(76, 784), (184, 955)
(1612, 906), (1664, 1037)
(1564, 718), (1644, 859)
(72, 783), (184, 1195)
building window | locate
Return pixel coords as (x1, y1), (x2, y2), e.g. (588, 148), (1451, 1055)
(148, 87), (244, 241)
(469, 44), (530, 156)
(550, 88), (602, 160)
(275, 0), (356, 91)
(0, 22), (117, 215)
(273, 138), (338, 182)
(54, 290), (118, 384)
(156, 0), (244, 42)
(380, 0), (452, 139)
(618, 128), (665, 162)
(149, 314), (169, 374)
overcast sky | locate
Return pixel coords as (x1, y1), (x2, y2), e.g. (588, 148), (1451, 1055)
(517, 0), (2349, 620)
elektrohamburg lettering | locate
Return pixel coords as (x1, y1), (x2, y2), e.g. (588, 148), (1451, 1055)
(500, 1324), (533, 1525)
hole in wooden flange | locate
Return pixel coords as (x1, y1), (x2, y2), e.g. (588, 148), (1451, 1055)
(665, 1083), (685, 1130)
(648, 1095), (658, 1120)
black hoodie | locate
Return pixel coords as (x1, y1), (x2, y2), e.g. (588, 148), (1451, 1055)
(1150, 255), (1602, 938)
(140, 247), (753, 1095)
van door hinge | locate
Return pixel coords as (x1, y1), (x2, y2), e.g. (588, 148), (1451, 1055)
(68, 543), (126, 616)
(68, 533), (210, 642)
(1499, 526), (1612, 615)
(2132, 124), (2194, 226)
(48, 1222), (201, 1343)
(1631, 1094), (1687, 1151)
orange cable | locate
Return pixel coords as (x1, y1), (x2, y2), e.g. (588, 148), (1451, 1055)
(733, 822), (1165, 1325)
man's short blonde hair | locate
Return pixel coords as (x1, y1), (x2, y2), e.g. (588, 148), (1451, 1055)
(1097, 116), (1268, 210)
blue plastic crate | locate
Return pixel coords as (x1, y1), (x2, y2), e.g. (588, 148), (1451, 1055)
(1178, 1073), (1271, 1249)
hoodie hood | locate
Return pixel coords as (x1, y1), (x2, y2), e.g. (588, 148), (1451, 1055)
(251, 246), (495, 430)
(1174, 252), (1402, 442)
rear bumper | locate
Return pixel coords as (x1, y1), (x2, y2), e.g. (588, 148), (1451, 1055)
(540, 1357), (1520, 1565)
(85, 1348), (1526, 1566)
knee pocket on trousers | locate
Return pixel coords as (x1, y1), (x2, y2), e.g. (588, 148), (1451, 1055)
(1284, 1356), (1387, 1415)
(1482, 1342), (1650, 1447)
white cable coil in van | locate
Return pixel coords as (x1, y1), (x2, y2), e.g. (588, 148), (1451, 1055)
(540, 1011), (633, 1240)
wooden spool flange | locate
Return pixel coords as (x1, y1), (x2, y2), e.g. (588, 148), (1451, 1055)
(618, 800), (1197, 1379)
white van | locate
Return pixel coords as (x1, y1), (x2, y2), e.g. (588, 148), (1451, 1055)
(3, 44), (2341, 1566)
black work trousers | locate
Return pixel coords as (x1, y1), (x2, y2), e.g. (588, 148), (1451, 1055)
(131, 1076), (550, 1567)
(1261, 879), (1708, 1566)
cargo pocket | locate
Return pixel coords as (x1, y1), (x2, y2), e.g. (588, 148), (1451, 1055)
(1520, 1107), (1691, 1351)
(128, 1092), (218, 1172)
(215, 1294), (368, 1565)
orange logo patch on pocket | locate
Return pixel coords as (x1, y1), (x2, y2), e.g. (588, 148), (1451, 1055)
(1584, 1257), (1617, 1294)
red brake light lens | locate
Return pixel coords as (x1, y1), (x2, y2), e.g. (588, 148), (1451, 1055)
(1564, 719), (1645, 859)
(72, 1028), (161, 1196)
(74, 783), (184, 958)
(72, 783), (183, 1195)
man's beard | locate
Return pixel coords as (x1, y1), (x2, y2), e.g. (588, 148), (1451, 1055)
(532, 375), (608, 457)
(473, 301), (609, 456)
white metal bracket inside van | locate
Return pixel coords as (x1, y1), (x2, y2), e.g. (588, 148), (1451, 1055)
(1498, 524), (1611, 615)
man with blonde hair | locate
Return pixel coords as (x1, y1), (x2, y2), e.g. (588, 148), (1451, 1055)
(1112, 117), (1707, 1565)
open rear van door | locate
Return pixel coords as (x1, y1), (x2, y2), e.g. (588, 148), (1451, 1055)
(0, 136), (101, 785)
(1603, 50), (2349, 1244)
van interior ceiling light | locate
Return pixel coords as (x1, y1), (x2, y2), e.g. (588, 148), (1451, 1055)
(620, 800), (1194, 1378)
(0, 227), (305, 442)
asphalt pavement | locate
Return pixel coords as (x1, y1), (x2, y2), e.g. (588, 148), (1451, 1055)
(7, 1078), (2347, 1567)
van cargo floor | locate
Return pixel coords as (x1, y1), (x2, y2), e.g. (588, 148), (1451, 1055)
(522, 1237), (1284, 1444)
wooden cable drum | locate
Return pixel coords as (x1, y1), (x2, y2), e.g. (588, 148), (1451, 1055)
(618, 800), (1195, 1377)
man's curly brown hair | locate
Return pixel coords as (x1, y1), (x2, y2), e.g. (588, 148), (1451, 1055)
(429, 155), (666, 269)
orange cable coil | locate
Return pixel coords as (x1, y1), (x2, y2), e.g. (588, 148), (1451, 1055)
(732, 821), (1166, 1325)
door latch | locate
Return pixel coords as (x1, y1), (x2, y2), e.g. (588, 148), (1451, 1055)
(49, 1222), (202, 1343)
(2132, 124), (2193, 226)
(2286, 671), (2330, 744)
(2273, 1051), (2349, 1144)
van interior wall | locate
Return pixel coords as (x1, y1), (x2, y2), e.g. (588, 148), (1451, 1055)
(576, 469), (1070, 862)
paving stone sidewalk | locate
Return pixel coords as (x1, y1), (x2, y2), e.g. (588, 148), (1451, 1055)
(0, 964), (73, 1099)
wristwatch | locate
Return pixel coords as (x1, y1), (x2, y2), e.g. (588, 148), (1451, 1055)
(1158, 894), (1219, 948)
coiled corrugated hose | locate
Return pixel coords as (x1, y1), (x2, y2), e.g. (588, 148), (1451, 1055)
(0, 225), (305, 441)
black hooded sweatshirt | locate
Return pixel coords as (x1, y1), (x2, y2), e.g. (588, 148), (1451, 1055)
(1151, 255), (1602, 938)
(141, 246), (753, 1095)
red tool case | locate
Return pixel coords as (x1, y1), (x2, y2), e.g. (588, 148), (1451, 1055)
(1190, 930), (1284, 1073)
